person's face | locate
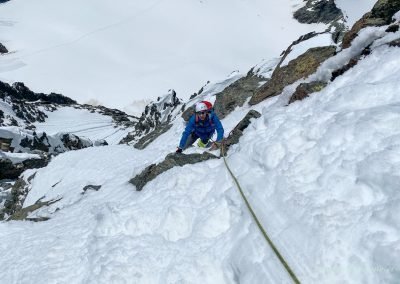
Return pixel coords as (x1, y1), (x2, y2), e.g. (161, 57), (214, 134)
(197, 111), (207, 120)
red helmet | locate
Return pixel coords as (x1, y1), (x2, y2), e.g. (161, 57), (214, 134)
(195, 102), (208, 112)
(201, 100), (213, 111)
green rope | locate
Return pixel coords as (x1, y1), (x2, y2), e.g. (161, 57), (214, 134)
(220, 141), (301, 284)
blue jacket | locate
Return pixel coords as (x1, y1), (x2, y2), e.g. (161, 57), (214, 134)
(179, 111), (224, 149)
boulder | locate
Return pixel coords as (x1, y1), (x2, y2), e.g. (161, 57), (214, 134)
(288, 81), (327, 104)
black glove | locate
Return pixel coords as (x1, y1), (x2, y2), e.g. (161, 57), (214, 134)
(176, 147), (183, 153)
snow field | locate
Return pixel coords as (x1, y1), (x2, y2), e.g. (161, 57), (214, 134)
(34, 106), (131, 145)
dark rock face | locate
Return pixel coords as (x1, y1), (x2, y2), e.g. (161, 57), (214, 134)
(386, 24), (399, 32)
(8, 198), (60, 221)
(0, 155), (49, 180)
(77, 104), (137, 128)
(120, 90), (182, 147)
(342, 0), (400, 49)
(222, 110), (261, 154)
(331, 58), (359, 81)
(330, 46), (372, 82)
(0, 159), (24, 180)
(0, 80), (75, 127)
(389, 38), (400, 47)
(294, 0), (343, 24)
(0, 42), (8, 54)
(293, 0), (346, 43)
(82, 184), (101, 193)
(0, 81), (76, 104)
(12, 102), (48, 124)
(0, 174), (35, 220)
(2, 178), (27, 219)
(181, 105), (195, 122)
(181, 71), (265, 122)
(60, 133), (92, 151)
(213, 71), (265, 119)
(130, 152), (218, 191)
(0, 127), (96, 154)
(288, 81), (327, 104)
(134, 123), (173, 150)
(370, 0), (400, 22)
(1, 171), (60, 222)
(20, 133), (50, 152)
(249, 46), (336, 105)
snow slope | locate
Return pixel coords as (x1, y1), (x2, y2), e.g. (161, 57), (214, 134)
(1, 19), (400, 283)
(33, 106), (131, 145)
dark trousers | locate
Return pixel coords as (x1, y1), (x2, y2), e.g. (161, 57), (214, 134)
(182, 133), (210, 150)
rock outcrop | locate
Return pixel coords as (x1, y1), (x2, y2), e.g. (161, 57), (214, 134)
(130, 152), (218, 191)
(0, 154), (49, 180)
(130, 110), (261, 191)
(288, 81), (327, 104)
(293, 0), (346, 43)
(133, 123), (173, 150)
(249, 45), (336, 105)
(0, 173), (34, 220)
(294, 0), (343, 24)
(8, 198), (60, 222)
(75, 104), (137, 128)
(0, 127), (96, 154)
(0, 42), (8, 54)
(0, 80), (74, 127)
(222, 110), (261, 154)
(342, 0), (400, 48)
(1, 81), (76, 104)
(120, 90), (182, 146)
(212, 70), (265, 120)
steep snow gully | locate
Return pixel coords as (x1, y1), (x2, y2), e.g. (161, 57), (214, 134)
(1, 1), (400, 284)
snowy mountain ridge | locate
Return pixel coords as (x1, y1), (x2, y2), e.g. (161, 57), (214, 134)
(1, 1), (400, 283)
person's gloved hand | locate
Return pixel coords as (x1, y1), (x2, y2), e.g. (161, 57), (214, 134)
(176, 147), (183, 153)
(209, 142), (219, 151)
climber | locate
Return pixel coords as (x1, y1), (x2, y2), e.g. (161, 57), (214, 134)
(176, 101), (224, 153)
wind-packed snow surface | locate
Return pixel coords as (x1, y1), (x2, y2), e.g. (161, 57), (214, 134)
(1, 20), (400, 283)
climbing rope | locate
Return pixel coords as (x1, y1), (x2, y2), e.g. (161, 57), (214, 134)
(218, 140), (301, 284)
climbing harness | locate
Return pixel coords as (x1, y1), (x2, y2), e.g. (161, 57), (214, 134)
(219, 140), (301, 284)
